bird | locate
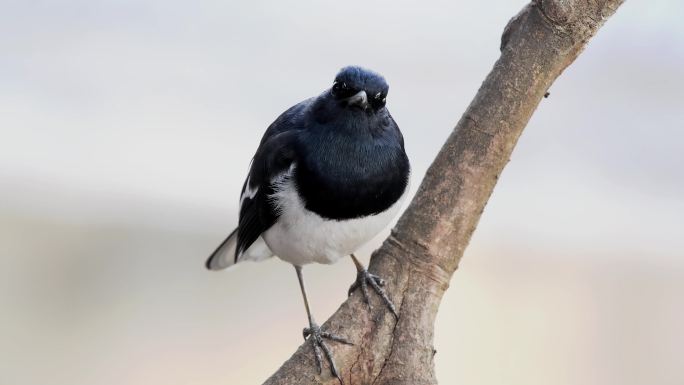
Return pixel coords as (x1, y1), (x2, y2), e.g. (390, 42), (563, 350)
(206, 66), (410, 381)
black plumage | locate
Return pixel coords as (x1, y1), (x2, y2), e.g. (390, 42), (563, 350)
(206, 66), (410, 381)
(221, 66), (409, 263)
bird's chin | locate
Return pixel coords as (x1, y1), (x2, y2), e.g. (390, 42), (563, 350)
(344, 104), (372, 114)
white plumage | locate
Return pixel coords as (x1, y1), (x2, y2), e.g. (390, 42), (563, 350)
(212, 164), (407, 268)
(263, 165), (407, 266)
(205, 231), (272, 270)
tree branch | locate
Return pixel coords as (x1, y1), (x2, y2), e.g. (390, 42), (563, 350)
(263, 1), (624, 384)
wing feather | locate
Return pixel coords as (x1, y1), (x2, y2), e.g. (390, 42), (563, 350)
(205, 98), (310, 270)
(234, 131), (300, 262)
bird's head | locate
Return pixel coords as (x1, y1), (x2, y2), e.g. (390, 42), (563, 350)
(330, 66), (389, 112)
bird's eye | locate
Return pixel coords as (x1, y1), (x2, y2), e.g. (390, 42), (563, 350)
(370, 92), (387, 110)
(370, 92), (387, 109)
(332, 81), (354, 98)
(332, 81), (347, 95)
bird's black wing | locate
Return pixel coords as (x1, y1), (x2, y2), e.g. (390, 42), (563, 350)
(234, 100), (311, 261)
(206, 97), (311, 268)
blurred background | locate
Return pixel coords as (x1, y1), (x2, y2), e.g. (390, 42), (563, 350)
(1, 0), (682, 384)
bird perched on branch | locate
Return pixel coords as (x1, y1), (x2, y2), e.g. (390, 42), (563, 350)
(206, 66), (410, 381)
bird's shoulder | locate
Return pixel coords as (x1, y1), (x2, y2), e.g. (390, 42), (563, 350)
(245, 96), (318, 189)
(259, 97), (315, 145)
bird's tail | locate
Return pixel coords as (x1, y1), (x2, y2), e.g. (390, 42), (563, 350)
(205, 228), (239, 270)
(205, 228), (274, 270)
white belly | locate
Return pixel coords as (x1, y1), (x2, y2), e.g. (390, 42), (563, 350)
(263, 167), (407, 266)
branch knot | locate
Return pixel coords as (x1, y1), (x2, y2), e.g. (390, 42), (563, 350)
(385, 233), (451, 292)
(538, 0), (577, 26)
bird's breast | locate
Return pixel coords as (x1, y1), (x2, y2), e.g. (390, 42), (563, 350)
(294, 137), (409, 220)
(264, 168), (408, 265)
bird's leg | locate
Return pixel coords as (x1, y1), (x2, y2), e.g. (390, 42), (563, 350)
(294, 265), (352, 382)
(347, 254), (398, 318)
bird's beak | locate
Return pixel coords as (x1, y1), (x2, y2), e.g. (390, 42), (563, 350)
(346, 90), (368, 109)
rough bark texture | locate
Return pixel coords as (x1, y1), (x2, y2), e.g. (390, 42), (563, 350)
(263, 1), (624, 384)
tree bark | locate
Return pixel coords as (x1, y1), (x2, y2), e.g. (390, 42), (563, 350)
(263, 1), (624, 384)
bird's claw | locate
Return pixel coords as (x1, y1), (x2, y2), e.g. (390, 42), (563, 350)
(348, 269), (397, 318)
(303, 322), (352, 382)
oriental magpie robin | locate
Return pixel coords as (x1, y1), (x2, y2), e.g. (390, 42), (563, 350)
(206, 66), (410, 381)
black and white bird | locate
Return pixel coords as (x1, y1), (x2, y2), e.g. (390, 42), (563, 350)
(206, 66), (410, 380)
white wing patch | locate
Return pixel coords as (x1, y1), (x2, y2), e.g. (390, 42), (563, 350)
(239, 175), (258, 206)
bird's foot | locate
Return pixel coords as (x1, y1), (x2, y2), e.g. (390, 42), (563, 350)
(348, 269), (398, 318)
(303, 322), (352, 382)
